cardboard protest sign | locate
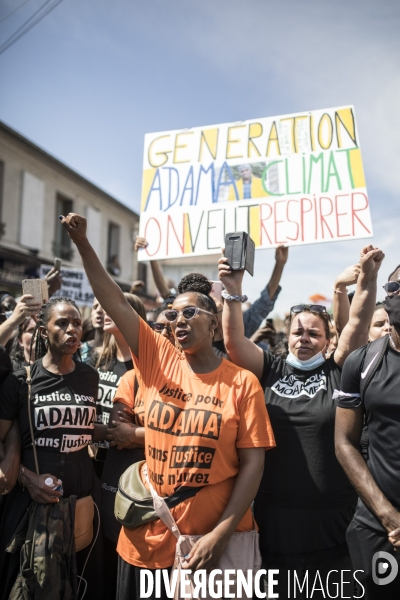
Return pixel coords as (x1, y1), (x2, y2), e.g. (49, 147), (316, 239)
(138, 106), (372, 261)
(39, 265), (94, 306)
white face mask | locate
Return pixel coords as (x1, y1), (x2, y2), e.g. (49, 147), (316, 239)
(286, 351), (325, 371)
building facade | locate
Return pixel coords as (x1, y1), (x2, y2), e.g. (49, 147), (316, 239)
(0, 122), (139, 296)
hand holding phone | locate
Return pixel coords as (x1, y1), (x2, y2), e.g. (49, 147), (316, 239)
(12, 294), (42, 322)
(22, 279), (48, 306)
(224, 232), (255, 276)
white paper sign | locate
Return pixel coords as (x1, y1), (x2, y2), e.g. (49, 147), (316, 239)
(139, 105), (372, 261)
(39, 266), (94, 307)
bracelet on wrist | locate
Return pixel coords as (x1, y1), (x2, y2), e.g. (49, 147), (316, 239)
(332, 287), (346, 294)
(221, 289), (248, 302)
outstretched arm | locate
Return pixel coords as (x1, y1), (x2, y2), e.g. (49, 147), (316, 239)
(135, 236), (171, 299)
(219, 258), (264, 380)
(243, 246), (287, 338)
(332, 263), (360, 335)
(335, 245), (384, 368)
(0, 295), (41, 346)
(267, 245), (288, 298)
(61, 214), (140, 356)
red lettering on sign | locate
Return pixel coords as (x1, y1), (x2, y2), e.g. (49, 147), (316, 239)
(286, 199), (299, 241)
(319, 196), (334, 239)
(335, 194), (351, 238)
(300, 197), (313, 242)
(351, 192), (371, 236)
(166, 215), (184, 256)
(144, 218), (162, 256)
(259, 203), (273, 245)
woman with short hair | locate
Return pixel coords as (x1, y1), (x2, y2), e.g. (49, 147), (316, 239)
(218, 245), (384, 597)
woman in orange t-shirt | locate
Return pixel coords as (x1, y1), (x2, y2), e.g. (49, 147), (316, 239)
(60, 213), (276, 600)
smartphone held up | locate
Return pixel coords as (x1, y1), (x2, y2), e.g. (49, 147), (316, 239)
(22, 279), (49, 312)
(224, 232), (255, 276)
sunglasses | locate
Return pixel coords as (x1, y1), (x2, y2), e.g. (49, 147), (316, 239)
(290, 304), (327, 315)
(383, 281), (400, 296)
(163, 306), (214, 323)
(149, 322), (172, 333)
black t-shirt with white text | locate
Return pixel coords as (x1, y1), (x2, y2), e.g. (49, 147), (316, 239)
(0, 359), (98, 454)
(259, 351), (356, 508)
(89, 356), (133, 451)
(92, 357), (133, 427)
(336, 343), (400, 530)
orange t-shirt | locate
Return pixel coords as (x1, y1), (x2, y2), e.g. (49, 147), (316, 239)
(117, 319), (276, 568)
(113, 370), (144, 426)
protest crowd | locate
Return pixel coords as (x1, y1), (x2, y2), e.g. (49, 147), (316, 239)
(0, 211), (398, 600)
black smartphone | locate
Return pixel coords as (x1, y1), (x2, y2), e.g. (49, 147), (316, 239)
(224, 232), (255, 276)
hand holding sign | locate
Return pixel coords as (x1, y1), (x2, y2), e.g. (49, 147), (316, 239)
(134, 236), (148, 252)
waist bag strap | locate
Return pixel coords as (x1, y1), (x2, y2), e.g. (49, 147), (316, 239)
(144, 465), (182, 540)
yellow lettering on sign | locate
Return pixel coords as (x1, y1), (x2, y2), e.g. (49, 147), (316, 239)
(248, 123), (263, 158)
(310, 114), (315, 151)
(335, 108), (357, 148)
(198, 128), (219, 161)
(266, 122), (281, 157)
(148, 135), (172, 168)
(173, 132), (194, 164)
(183, 214), (192, 254)
(141, 169), (156, 211)
(226, 125), (245, 159)
(318, 114), (333, 150)
(349, 149), (366, 188)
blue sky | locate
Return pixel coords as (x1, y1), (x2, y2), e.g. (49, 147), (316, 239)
(1, 0), (399, 314)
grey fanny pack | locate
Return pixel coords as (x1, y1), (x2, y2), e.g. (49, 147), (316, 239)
(114, 460), (204, 528)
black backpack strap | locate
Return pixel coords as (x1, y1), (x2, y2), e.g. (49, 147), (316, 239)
(25, 366), (40, 475)
(360, 335), (389, 402)
(165, 485), (205, 510)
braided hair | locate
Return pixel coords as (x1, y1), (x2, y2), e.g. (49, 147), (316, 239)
(177, 273), (217, 314)
(29, 297), (81, 363)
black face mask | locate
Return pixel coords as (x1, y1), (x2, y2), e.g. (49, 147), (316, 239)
(385, 295), (400, 330)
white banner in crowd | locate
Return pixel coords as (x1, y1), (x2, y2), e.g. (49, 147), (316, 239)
(138, 105), (373, 261)
(39, 265), (94, 307)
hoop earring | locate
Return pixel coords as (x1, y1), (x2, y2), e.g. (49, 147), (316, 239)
(210, 329), (215, 338)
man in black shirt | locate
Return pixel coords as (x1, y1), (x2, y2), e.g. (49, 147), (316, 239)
(335, 263), (400, 599)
